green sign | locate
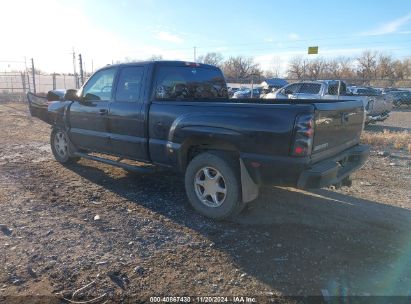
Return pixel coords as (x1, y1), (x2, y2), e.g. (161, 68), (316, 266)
(308, 46), (319, 54)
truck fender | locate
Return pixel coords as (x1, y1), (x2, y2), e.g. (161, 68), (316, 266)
(239, 158), (259, 203)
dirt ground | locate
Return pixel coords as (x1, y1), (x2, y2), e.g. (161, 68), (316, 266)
(0, 102), (410, 303)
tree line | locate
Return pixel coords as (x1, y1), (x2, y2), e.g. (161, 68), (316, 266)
(196, 51), (411, 87)
(286, 51), (411, 87)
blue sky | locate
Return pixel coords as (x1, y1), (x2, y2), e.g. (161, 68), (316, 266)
(1, 0), (411, 74)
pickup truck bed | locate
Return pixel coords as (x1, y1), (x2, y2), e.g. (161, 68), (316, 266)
(27, 60), (369, 219)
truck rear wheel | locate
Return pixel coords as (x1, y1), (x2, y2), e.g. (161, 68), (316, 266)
(50, 128), (80, 164)
(184, 152), (244, 220)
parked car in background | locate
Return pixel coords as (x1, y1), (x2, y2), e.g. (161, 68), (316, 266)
(381, 87), (402, 94)
(348, 86), (381, 96)
(260, 78), (288, 97)
(264, 80), (393, 124)
(386, 90), (411, 107)
(227, 87), (240, 97)
(232, 87), (262, 99)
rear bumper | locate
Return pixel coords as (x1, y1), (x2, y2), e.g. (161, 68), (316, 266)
(240, 144), (369, 188)
(296, 144), (369, 189)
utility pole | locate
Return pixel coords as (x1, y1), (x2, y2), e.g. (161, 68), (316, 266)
(52, 73), (56, 90)
(250, 73), (258, 98)
(31, 58), (36, 93)
(251, 74), (254, 98)
(72, 48), (78, 88)
(193, 46), (196, 62)
(78, 53), (84, 86)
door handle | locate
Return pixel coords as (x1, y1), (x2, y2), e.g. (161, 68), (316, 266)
(99, 109), (108, 115)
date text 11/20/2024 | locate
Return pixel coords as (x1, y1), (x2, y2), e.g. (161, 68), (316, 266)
(149, 296), (257, 303)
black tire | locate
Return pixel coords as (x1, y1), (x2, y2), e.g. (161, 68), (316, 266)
(50, 128), (80, 164)
(184, 152), (244, 220)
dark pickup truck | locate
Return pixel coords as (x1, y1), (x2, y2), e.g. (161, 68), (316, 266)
(27, 61), (369, 219)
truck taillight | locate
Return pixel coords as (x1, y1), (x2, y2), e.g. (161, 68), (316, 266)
(185, 62), (200, 67)
(291, 114), (314, 157)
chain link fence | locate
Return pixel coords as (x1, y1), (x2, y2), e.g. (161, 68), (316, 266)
(0, 72), (86, 102)
(1, 69), (411, 105)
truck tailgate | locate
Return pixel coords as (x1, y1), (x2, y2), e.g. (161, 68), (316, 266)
(367, 94), (393, 116)
(311, 100), (364, 162)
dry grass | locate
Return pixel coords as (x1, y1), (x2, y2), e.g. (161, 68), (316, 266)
(361, 130), (411, 152)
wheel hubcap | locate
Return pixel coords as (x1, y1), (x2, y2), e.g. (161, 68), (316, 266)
(194, 167), (227, 207)
(54, 131), (68, 158)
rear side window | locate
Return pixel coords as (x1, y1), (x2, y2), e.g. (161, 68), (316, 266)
(154, 66), (228, 100)
(116, 67), (144, 102)
(299, 83), (321, 94)
(328, 81), (346, 95)
(282, 83), (300, 94)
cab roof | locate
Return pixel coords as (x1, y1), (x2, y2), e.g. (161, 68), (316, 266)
(98, 60), (220, 70)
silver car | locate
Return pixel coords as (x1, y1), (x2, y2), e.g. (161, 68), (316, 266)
(264, 80), (393, 124)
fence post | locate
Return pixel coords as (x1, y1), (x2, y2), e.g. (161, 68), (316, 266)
(31, 58), (36, 93)
(21, 72), (26, 93)
(74, 74), (79, 89)
(26, 73), (31, 92)
(52, 73), (56, 90)
(79, 54), (84, 86)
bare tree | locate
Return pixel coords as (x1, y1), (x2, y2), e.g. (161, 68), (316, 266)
(306, 58), (327, 79)
(222, 56), (262, 83)
(197, 52), (224, 67)
(338, 57), (355, 79)
(264, 56), (282, 78)
(324, 59), (340, 79)
(377, 54), (395, 80)
(393, 58), (411, 80)
(286, 56), (309, 79)
(148, 55), (163, 61)
(356, 50), (378, 83)
(324, 57), (355, 79)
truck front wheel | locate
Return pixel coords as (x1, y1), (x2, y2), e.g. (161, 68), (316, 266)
(50, 128), (80, 164)
(184, 152), (244, 220)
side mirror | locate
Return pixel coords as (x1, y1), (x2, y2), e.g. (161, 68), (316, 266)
(64, 89), (79, 101)
(284, 89), (292, 95)
(47, 90), (65, 102)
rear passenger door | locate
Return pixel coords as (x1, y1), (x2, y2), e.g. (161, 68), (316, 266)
(108, 65), (148, 161)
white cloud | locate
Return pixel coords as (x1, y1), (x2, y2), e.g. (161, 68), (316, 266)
(288, 33), (300, 41)
(0, 0), (193, 73)
(214, 46), (229, 52)
(0, 0), (135, 73)
(361, 13), (411, 36)
(154, 31), (183, 43)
